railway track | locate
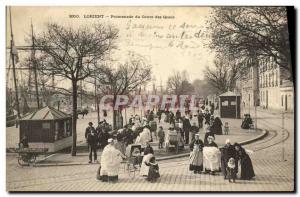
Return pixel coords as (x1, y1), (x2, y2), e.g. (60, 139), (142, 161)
(245, 118), (290, 152)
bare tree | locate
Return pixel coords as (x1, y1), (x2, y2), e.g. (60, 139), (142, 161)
(94, 52), (151, 129)
(167, 70), (194, 95)
(35, 22), (118, 156)
(204, 57), (241, 94)
(209, 7), (292, 79)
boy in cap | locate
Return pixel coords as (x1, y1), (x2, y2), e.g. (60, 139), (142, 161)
(157, 126), (165, 149)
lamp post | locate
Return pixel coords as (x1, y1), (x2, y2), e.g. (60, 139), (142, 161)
(281, 111), (286, 162)
(234, 88), (238, 119)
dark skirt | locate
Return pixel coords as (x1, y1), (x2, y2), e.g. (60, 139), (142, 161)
(189, 164), (203, 172)
(100, 175), (118, 182)
(240, 154), (255, 180)
(227, 168), (237, 179)
(147, 165), (160, 181)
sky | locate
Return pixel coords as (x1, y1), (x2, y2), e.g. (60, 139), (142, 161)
(6, 6), (216, 90)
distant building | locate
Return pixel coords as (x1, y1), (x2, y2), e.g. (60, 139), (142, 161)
(240, 64), (259, 110)
(280, 80), (294, 112)
(239, 57), (294, 112)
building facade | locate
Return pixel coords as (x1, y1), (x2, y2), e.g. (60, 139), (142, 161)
(239, 62), (259, 113)
(259, 57), (282, 110)
(239, 57), (294, 112)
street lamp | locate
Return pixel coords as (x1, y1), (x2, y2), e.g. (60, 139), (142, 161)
(281, 111), (286, 162)
(234, 88), (238, 119)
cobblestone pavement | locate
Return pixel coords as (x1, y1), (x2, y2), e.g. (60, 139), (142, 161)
(6, 109), (294, 192)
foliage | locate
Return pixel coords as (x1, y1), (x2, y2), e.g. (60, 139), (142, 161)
(35, 22), (118, 156)
(209, 7), (292, 79)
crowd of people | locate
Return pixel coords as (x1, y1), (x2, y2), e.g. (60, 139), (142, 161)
(86, 106), (255, 184)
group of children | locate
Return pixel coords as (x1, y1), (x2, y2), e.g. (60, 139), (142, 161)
(130, 146), (160, 183)
(156, 121), (231, 150)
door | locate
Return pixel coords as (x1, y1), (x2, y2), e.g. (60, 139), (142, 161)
(285, 95), (288, 111)
(266, 91), (268, 109)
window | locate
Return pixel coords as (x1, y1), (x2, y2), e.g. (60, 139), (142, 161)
(42, 122), (50, 129)
(271, 72), (274, 87)
(259, 76), (262, 88)
(275, 71), (278, 86)
(281, 95), (284, 106)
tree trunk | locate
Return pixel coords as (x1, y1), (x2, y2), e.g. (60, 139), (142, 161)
(113, 109), (117, 130)
(113, 95), (117, 130)
(71, 80), (78, 156)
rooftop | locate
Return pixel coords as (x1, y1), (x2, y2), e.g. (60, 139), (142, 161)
(21, 106), (71, 121)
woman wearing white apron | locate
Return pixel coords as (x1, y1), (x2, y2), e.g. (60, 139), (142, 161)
(100, 139), (126, 182)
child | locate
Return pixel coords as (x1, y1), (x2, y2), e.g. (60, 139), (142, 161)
(227, 157), (237, 183)
(146, 156), (160, 182)
(157, 126), (165, 149)
(224, 122), (229, 135)
(131, 147), (142, 168)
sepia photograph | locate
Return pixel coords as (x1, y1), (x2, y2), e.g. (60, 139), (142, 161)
(5, 6), (295, 192)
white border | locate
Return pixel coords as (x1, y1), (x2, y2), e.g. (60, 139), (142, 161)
(1, 1), (298, 197)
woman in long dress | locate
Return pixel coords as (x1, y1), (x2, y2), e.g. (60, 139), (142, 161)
(100, 139), (126, 182)
(203, 136), (220, 175)
(138, 127), (152, 149)
(189, 134), (204, 174)
(234, 143), (255, 180)
(220, 139), (236, 179)
(211, 117), (223, 135)
(140, 152), (154, 176)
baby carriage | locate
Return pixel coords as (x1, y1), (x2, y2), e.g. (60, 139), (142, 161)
(165, 130), (180, 153)
(123, 144), (142, 177)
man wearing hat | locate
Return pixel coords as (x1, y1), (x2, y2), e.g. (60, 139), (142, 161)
(87, 126), (98, 163)
(204, 109), (211, 125)
(85, 122), (96, 140)
(85, 122), (96, 151)
(157, 126), (165, 149)
(183, 116), (191, 145)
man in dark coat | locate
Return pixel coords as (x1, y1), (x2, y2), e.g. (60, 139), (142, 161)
(176, 110), (181, 121)
(169, 111), (175, 126)
(157, 110), (162, 123)
(123, 125), (134, 146)
(101, 130), (111, 149)
(85, 122), (96, 139)
(197, 110), (204, 129)
(85, 122), (96, 149)
(148, 111), (154, 122)
(96, 122), (104, 148)
(183, 116), (191, 144)
(204, 110), (211, 125)
(210, 103), (215, 115)
(87, 129), (98, 163)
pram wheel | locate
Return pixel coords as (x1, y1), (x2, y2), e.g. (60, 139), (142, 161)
(127, 162), (136, 177)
